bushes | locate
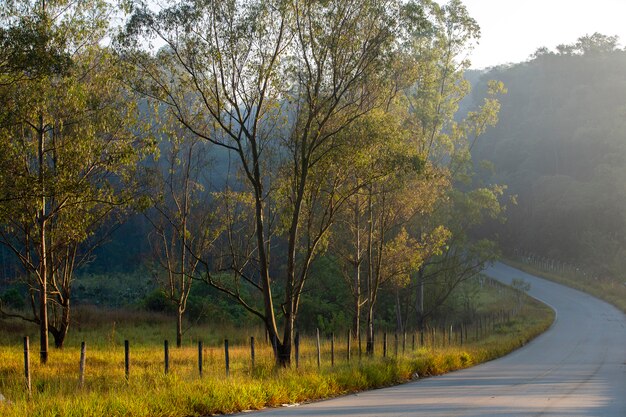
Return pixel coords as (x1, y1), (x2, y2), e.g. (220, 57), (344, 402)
(142, 290), (174, 313)
(0, 287), (25, 310)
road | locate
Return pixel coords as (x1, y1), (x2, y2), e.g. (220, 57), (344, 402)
(246, 262), (626, 417)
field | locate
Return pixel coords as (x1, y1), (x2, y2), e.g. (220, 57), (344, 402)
(0, 277), (554, 417)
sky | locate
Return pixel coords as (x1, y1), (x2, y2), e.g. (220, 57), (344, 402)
(459, 0), (626, 69)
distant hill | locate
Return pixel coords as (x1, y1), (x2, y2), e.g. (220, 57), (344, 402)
(470, 36), (626, 278)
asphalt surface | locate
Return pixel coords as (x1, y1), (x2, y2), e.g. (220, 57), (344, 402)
(244, 262), (626, 417)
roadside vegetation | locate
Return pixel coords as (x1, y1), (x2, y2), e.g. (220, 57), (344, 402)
(0, 276), (553, 417)
(505, 257), (626, 314)
(0, 0), (509, 369)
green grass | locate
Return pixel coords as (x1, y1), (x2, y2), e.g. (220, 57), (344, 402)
(504, 258), (626, 314)
(0, 281), (554, 417)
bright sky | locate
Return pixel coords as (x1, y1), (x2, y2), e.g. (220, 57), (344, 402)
(460, 0), (626, 69)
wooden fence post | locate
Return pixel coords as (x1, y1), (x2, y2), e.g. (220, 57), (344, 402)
(79, 341), (87, 388)
(294, 332), (300, 369)
(331, 333), (335, 367)
(164, 340), (169, 375)
(383, 332), (387, 358)
(124, 340), (130, 381)
(224, 339), (230, 377)
(23, 336), (31, 397)
(198, 341), (203, 378)
(316, 328), (321, 369)
(250, 336), (255, 369)
(347, 330), (351, 363)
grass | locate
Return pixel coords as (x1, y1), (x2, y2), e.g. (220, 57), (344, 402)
(504, 257), (626, 314)
(0, 279), (554, 417)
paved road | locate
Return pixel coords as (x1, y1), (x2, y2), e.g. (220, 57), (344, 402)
(246, 262), (626, 417)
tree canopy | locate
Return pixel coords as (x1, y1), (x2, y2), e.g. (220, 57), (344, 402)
(0, 0), (505, 367)
(471, 34), (626, 278)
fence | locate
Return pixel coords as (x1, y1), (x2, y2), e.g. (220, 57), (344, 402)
(511, 248), (599, 280)
(14, 305), (523, 397)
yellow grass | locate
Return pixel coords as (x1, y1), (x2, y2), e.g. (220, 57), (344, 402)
(0, 291), (554, 416)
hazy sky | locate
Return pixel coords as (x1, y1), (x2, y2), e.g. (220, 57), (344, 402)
(460, 0), (626, 69)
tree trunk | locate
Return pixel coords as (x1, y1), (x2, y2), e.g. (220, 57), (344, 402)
(353, 284), (361, 342)
(366, 304), (374, 355)
(278, 307), (297, 367)
(38, 277), (48, 362)
(365, 188), (374, 355)
(253, 181), (280, 364)
(266, 320), (292, 367)
(176, 307), (183, 348)
(179, 190), (187, 350)
(353, 196), (361, 341)
(416, 267), (425, 344)
(50, 324), (67, 349)
(395, 289), (403, 334)
(49, 298), (71, 348)
(38, 114), (48, 364)
(276, 340), (291, 367)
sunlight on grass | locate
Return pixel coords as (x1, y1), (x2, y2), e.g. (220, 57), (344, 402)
(0, 290), (553, 417)
(505, 258), (626, 314)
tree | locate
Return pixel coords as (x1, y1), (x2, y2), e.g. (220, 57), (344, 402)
(0, 0), (149, 361)
(410, 76), (505, 331)
(391, 0), (506, 335)
(574, 33), (619, 55)
(413, 186), (505, 333)
(121, 0), (399, 366)
(145, 125), (218, 348)
(554, 33), (619, 57)
(329, 103), (449, 352)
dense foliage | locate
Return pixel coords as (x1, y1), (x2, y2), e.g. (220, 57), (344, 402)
(0, 0), (153, 360)
(0, 0), (506, 365)
(471, 33), (626, 279)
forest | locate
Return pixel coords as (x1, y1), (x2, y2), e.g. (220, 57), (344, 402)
(0, 0), (509, 366)
(470, 33), (626, 280)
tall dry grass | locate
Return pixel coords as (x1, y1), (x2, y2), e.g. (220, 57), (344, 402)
(0, 287), (553, 416)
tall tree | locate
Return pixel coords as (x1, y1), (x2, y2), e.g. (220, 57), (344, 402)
(389, 0), (506, 334)
(329, 102), (449, 351)
(121, 0), (399, 365)
(145, 124), (219, 348)
(0, 0), (149, 361)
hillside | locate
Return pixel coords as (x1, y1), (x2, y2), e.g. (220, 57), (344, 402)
(471, 34), (626, 278)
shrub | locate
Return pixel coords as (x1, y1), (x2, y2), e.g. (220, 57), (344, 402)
(0, 287), (25, 310)
(142, 290), (174, 313)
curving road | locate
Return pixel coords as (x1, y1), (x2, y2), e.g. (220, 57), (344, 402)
(247, 262), (626, 417)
